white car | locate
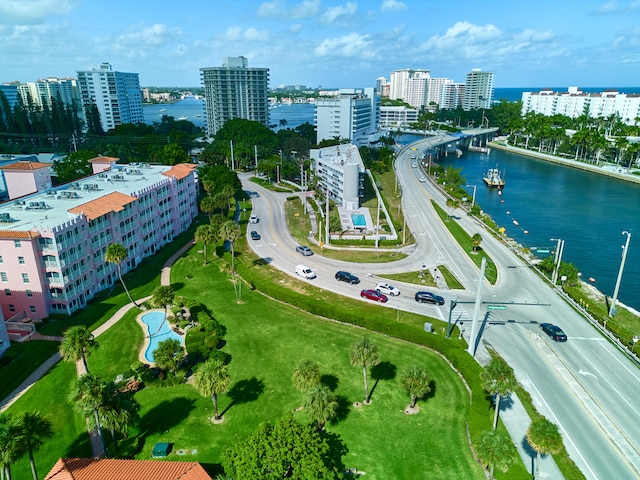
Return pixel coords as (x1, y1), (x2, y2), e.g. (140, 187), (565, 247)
(295, 264), (316, 279)
(375, 282), (400, 296)
(419, 176), (426, 182)
(249, 214), (258, 224)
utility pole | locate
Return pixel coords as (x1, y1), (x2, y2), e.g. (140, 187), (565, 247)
(325, 185), (330, 246)
(551, 238), (564, 285)
(301, 162), (307, 215)
(609, 231), (631, 317)
(467, 257), (486, 357)
(230, 140), (235, 171)
(254, 145), (258, 171)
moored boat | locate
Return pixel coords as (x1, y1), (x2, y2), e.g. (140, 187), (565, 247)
(483, 165), (505, 188)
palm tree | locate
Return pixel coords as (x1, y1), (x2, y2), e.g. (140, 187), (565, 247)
(222, 184), (236, 210)
(475, 429), (517, 480)
(153, 338), (184, 373)
(350, 338), (380, 404)
(69, 374), (108, 458)
(399, 366), (432, 409)
(195, 224), (218, 265)
(304, 384), (338, 430)
(526, 416), (563, 479)
(59, 325), (98, 373)
(151, 285), (175, 335)
(471, 233), (482, 253)
(481, 357), (517, 430)
(0, 413), (21, 480)
(16, 412), (53, 480)
(104, 243), (138, 306)
(192, 358), (232, 421)
(219, 220), (241, 275)
(291, 359), (321, 392)
(200, 195), (216, 222)
(94, 382), (140, 451)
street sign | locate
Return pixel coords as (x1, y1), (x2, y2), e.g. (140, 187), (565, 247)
(487, 305), (506, 310)
(536, 249), (550, 254)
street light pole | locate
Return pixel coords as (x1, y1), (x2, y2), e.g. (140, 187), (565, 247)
(609, 231), (631, 317)
(466, 184), (477, 209)
(550, 238), (564, 285)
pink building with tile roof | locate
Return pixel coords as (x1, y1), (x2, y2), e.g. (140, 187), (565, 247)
(0, 159), (198, 321)
(0, 161), (53, 200)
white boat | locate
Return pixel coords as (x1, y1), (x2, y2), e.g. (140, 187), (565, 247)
(160, 108), (167, 112)
(483, 165), (505, 188)
(177, 116), (188, 120)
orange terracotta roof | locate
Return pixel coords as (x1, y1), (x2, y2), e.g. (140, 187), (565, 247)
(68, 191), (137, 221)
(0, 161), (52, 171)
(162, 163), (196, 180)
(0, 230), (41, 239)
(89, 156), (119, 163)
(45, 458), (212, 480)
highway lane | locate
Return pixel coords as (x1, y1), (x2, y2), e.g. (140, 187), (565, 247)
(241, 144), (640, 479)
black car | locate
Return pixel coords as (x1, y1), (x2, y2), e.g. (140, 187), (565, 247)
(250, 231), (260, 240)
(335, 271), (360, 284)
(415, 291), (445, 305)
(540, 323), (567, 342)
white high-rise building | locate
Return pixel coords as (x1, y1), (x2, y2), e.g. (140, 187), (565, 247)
(440, 83), (465, 110)
(521, 87), (640, 125)
(315, 88), (379, 146)
(389, 69), (412, 101)
(200, 56), (270, 136)
(310, 144), (365, 210)
(17, 78), (80, 110)
(462, 69), (494, 110)
(76, 63), (143, 131)
(376, 77), (389, 98)
(405, 71), (430, 108)
(425, 78), (452, 110)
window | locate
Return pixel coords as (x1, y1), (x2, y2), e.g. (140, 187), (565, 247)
(8, 304), (15, 312)
(29, 306), (36, 313)
(26, 290), (33, 297)
(4, 289), (10, 296)
(22, 273), (29, 283)
(18, 256), (25, 265)
(14, 240), (21, 248)
(0, 256), (3, 263)
(0, 272), (7, 282)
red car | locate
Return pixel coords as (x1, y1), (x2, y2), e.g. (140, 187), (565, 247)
(360, 289), (388, 303)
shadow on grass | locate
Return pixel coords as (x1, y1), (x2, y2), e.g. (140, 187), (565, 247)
(138, 396), (197, 437)
(220, 376), (265, 417)
(320, 374), (339, 391)
(64, 432), (94, 459)
(331, 395), (351, 424)
(368, 360), (397, 401)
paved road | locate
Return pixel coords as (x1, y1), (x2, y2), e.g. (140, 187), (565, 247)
(243, 141), (640, 480)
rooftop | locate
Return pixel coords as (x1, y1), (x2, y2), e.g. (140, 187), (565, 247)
(44, 458), (212, 480)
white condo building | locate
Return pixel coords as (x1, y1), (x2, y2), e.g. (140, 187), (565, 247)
(379, 106), (419, 128)
(521, 87), (640, 125)
(315, 88), (379, 146)
(440, 83), (465, 110)
(76, 63), (144, 131)
(200, 56), (270, 136)
(17, 78), (81, 111)
(310, 144), (365, 210)
(462, 69), (494, 110)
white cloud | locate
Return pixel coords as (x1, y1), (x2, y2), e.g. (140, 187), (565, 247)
(291, 0), (322, 18)
(219, 26), (269, 42)
(257, 0), (283, 18)
(257, 0), (320, 19)
(314, 32), (372, 58)
(321, 2), (358, 24)
(381, 0), (407, 11)
(115, 24), (183, 48)
(0, 0), (80, 25)
(595, 0), (640, 13)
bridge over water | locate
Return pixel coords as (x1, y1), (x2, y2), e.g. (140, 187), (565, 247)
(395, 127), (499, 161)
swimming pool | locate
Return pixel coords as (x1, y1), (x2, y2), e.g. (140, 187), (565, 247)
(351, 213), (367, 227)
(140, 310), (184, 363)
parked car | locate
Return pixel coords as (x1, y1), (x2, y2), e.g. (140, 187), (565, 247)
(335, 271), (360, 284)
(250, 231), (260, 240)
(360, 289), (388, 303)
(296, 245), (313, 256)
(295, 264), (316, 279)
(539, 323), (567, 342)
(375, 282), (400, 296)
(249, 214), (258, 224)
(415, 291), (445, 305)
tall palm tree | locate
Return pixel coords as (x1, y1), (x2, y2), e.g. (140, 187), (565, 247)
(350, 338), (380, 404)
(399, 366), (432, 409)
(526, 417), (563, 479)
(93, 382), (140, 451)
(481, 357), (517, 430)
(195, 224), (218, 265)
(219, 220), (241, 275)
(59, 325), (98, 373)
(0, 413), (21, 480)
(192, 358), (232, 421)
(304, 384), (338, 430)
(475, 429), (517, 480)
(69, 374), (108, 458)
(471, 233), (483, 253)
(200, 195), (216, 222)
(153, 339), (184, 373)
(291, 359), (321, 393)
(104, 243), (138, 306)
(150, 285), (175, 336)
(16, 412), (53, 480)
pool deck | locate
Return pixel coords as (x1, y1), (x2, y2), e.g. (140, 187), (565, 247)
(337, 206), (374, 232)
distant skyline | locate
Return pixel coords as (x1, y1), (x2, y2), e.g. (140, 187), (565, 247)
(1, 0), (639, 89)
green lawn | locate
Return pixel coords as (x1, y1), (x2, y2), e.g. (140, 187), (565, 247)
(6, 250), (484, 480)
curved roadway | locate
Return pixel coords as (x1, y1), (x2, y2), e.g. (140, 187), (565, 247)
(242, 143), (640, 480)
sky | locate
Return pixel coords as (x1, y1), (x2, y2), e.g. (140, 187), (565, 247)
(1, 0), (639, 89)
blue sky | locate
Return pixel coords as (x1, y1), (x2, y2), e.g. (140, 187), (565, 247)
(1, 0), (639, 89)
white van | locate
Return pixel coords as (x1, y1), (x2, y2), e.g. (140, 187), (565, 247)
(295, 264), (316, 279)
